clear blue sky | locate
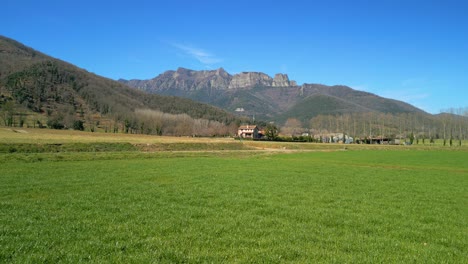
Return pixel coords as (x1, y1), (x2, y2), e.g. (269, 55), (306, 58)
(2, 0), (467, 114)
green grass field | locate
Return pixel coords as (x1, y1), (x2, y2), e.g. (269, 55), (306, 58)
(1, 128), (467, 262)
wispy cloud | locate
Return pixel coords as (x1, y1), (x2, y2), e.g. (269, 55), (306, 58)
(172, 43), (222, 65)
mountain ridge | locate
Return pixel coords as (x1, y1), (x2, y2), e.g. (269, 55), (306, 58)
(120, 68), (426, 123)
(119, 67), (298, 91)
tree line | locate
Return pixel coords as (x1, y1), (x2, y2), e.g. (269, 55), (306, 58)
(279, 109), (468, 145)
(106, 109), (238, 136)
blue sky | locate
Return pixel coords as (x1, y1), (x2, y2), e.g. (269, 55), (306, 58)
(2, 0), (467, 114)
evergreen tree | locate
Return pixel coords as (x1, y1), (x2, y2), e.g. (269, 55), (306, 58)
(409, 132), (414, 145)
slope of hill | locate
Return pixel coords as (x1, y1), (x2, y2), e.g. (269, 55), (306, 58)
(120, 68), (427, 123)
(277, 94), (370, 124)
(0, 36), (242, 134)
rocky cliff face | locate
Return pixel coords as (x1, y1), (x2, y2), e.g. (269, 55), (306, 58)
(150, 67), (232, 91)
(121, 68), (297, 91)
(272, 73), (291, 87)
(228, 72), (273, 89)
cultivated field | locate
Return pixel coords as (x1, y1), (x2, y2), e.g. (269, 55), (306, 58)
(0, 127), (467, 262)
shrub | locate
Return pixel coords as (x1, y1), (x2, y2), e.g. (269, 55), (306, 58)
(73, 120), (85, 131)
(47, 118), (65, 129)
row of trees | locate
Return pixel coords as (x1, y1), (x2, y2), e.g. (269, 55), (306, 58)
(114, 109), (238, 136)
(279, 109), (468, 145)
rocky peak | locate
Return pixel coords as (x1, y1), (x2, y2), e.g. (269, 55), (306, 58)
(150, 67), (232, 90)
(176, 67), (189, 73)
(272, 73), (290, 87)
(216, 67), (229, 77)
(228, 72), (273, 89)
(175, 67), (190, 75)
(121, 67), (298, 91)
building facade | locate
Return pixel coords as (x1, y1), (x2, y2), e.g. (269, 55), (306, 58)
(238, 125), (259, 139)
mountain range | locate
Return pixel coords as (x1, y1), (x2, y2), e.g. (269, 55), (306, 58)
(119, 67), (426, 124)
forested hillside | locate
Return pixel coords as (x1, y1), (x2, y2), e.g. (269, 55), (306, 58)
(0, 36), (243, 136)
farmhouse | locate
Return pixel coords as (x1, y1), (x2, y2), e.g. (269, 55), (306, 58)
(238, 125), (259, 139)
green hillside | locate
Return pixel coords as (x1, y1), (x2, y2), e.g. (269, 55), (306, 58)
(277, 94), (372, 124)
(0, 36), (242, 135)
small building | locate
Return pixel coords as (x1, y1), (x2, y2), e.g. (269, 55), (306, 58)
(238, 125), (259, 139)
